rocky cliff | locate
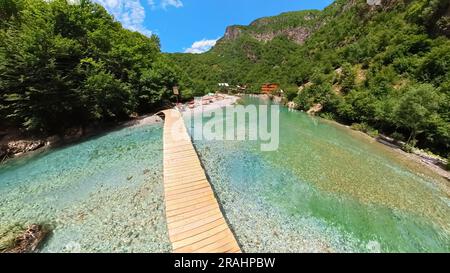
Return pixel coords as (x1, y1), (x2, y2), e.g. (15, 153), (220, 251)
(219, 10), (320, 45)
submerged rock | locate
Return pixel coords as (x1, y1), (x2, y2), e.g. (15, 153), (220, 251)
(2, 225), (49, 253)
(307, 103), (323, 115)
(287, 101), (298, 110)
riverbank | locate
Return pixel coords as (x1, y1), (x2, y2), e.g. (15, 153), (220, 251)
(2, 92), (447, 182)
(0, 111), (166, 164)
(0, 94), (239, 164)
(179, 93), (240, 116)
(248, 93), (449, 182)
(315, 117), (450, 182)
(356, 127), (450, 182)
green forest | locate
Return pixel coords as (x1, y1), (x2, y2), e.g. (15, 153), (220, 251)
(171, 0), (450, 157)
(0, 0), (188, 134)
(0, 0), (449, 157)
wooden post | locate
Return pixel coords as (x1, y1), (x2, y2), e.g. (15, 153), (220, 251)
(173, 86), (180, 103)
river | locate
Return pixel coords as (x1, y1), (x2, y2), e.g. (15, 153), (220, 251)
(0, 96), (448, 252)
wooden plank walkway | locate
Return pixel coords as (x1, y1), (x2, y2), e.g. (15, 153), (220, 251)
(160, 109), (241, 253)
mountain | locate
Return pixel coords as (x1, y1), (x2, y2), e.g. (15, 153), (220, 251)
(220, 10), (320, 44)
(170, 0), (450, 156)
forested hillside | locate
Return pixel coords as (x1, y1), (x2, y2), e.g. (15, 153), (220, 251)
(1, 0), (449, 157)
(170, 0), (450, 157)
(0, 0), (188, 134)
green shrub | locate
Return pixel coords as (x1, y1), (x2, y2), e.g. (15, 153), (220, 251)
(402, 143), (416, 153)
(390, 132), (406, 143)
(351, 123), (379, 138)
(320, 112), (335, 121)
(284, 86), (299, 101)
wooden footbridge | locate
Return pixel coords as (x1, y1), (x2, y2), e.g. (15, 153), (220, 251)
(159, 109), (241, 253)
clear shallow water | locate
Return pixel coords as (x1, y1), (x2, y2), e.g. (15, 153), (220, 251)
(1, 97), (449, 253)
(187, 96), (450, 253)
(0, 124), (170, 253)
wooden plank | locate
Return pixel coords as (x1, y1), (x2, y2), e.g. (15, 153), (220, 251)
(165, 178), (209, 189)
(164, 165), (205, 175)
(164, 172), (207, 181)
(168, 208), (222, 229)
(170, 218), (226, 243)
(165, 187), (213, 202)
(172, 223), (229, 250)
(165, 183), (211, 195)
(168, 212), (224, 237)
(164, 174), (207, 184)
(160, 109), (241, 254)
(173, 229), (231, 253)
(166, 195), (216, 211)
(165, 190), (214, 205)
(167, 203), (219, 223)
(165, 180), (209, 190)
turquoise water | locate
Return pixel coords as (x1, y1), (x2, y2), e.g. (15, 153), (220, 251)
(0, 124), (170, 253)
(1, 96), (449, 253)
(186, 96), (450, 253)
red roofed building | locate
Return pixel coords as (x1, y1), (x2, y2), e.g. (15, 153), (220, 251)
(261, 83), (279, 94)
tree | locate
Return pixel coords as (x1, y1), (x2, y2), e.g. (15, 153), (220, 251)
(0, 0), (22, 24)
(393, 84), (441, 144)
(0, 0), (182, 133)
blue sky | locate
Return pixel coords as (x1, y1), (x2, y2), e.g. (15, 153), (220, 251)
(92, 0), (334, 53)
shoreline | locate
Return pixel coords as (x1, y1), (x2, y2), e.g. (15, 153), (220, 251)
(0, 94), (239, 164)
(342, 122), (450, 182)
(1, 93), (448, 184)
(0, 112), (165, 164)
(238, 93), (450, 182)
(179, 94), (240, 117)
(290, 104), (450, 182)
(253, 93), (449, 181)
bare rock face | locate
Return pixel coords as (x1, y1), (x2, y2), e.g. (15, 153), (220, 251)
(367, 0), (382, 6)
(2, 225), (49, 253)
(307, 104), (323, 116)
(253, 27), (311, 44)
(4, 140), (45, 157)
(298, 82), (313, 93)
(222, 25), (311, 45)
(223, 26), (244, 40)
(287, 101), (298, 109)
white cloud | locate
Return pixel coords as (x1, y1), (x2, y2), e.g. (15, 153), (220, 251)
(161, 0), (183, 9)
(184, 39), (218, 54)
(148, 0), (183, 10)
(93, 0), (153, 36)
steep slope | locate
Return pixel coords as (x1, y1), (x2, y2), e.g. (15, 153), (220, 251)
(220, 10), (320, 44)
(170, 9), (322, 96)
(170, 0), (450, 157)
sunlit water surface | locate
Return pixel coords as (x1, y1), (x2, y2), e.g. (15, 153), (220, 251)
(1, 96), (449, 253)
(0, 124), (170, 253)
(186, 96), (450, 253)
